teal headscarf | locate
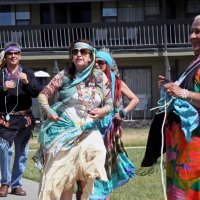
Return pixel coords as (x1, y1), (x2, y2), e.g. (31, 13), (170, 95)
(96, 50), (115, 101)
(43, 42), (96, 118)
(70, 42), (96, 87)
(96, 51), (113, 68)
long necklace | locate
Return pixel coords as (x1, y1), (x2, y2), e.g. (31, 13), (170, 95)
(77, 81), (96, 109)
(3, 69), (19, 121)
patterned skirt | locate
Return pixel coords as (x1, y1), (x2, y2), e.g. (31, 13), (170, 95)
(165, 113), (200, 200)
(89, 112), (135, 200)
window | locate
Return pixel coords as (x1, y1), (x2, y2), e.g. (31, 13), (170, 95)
(0, 5), (30, 26)
(54, 3), (68, 24)
(118, 0), (144, 22)
(40, 4), (51, 24)
(0, 5), (15, 25)
(16, 5), (30, 25)
(187, 0), (200, 17)
(144, 0), (160, 16)
(101, 0), (160, 22)
(102, 1), (117, 22)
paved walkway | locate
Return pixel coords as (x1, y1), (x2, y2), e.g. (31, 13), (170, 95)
(3, 178), (76, 200)
(4, 178), (38, 200)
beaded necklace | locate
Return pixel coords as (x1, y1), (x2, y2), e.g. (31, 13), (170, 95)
(76, 81), (96, 109)
(3, 66), (22, 121)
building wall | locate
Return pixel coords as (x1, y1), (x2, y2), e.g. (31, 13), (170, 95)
(31, 4), (40, 24)
(91, 2), (101, 23)
(19, 50), (195, 119)
(177, 55), (196, 74)
(20, 59), (62, 77)
(6, 0), (195, 119)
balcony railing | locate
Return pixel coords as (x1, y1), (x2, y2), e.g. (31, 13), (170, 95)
(0, 19), (192, 52)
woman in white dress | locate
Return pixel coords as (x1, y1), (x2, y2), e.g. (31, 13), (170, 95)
(33, 40), (113, 200)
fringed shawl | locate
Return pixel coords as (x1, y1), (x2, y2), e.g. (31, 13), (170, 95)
(139, 56), (200, 172)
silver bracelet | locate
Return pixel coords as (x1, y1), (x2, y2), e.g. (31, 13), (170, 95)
(190, 92), (195, 103)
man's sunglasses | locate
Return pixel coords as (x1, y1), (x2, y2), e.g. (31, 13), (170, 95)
(6, 51), (20, 56)
(96, 60), (107, 66)
(71, 48), (91, 56)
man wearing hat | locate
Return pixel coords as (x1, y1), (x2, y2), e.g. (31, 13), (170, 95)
(0, 42), (42, 197)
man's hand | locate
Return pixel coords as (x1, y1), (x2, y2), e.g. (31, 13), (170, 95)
(18, 72), (29, 84)
(3, 80), (16, 91)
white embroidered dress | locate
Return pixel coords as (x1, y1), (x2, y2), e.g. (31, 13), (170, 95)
(37, 70), (112, 200)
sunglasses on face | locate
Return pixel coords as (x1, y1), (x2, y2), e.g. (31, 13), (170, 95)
(6, 51), (20, 56)
(71, 48), (91, 56)
(96, 60), (107, 66)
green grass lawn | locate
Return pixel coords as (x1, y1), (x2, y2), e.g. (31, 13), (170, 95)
(24, 128), (166, 200)
(110, 149), (166, 200)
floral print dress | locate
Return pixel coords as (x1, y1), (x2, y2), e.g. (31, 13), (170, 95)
(165, 67), (200, 200)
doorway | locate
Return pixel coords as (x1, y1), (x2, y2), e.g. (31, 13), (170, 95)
(120, 67), (152, 119)
(70, 2), (91, 23)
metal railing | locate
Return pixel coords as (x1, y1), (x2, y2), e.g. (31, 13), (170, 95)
(0, 19), (192, 51)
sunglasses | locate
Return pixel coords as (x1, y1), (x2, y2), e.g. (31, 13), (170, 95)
(71, 48), (91, 56)
(6, 51), (20, 56)
(96, 60), (107, 66)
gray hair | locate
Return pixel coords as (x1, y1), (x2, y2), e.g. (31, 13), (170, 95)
(194, 15), (200, 21)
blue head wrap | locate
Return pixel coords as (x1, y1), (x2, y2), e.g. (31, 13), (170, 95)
(96, 50), (115, 101)
(96, 51), (113, 68)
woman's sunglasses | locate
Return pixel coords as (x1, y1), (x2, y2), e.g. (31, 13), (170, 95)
(96, 60), (107, 66)
(71, 48), (91, 56)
